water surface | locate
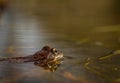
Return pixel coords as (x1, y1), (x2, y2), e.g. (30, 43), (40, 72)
(0, 0), (120, 83)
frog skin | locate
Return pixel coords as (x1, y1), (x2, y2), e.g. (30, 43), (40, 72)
(0, 46), (64, 72)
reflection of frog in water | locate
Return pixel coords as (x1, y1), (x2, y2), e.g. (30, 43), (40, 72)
(0, 46), (64, 72)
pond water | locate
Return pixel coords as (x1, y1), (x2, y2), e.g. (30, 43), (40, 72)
(0, 0), (120, 83)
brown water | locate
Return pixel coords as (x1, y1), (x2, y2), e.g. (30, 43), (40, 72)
(0, 0), (120, 83)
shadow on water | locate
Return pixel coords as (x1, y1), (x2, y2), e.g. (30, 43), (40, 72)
(0, 0), (120, 83)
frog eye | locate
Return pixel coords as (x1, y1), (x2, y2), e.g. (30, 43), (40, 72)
(51, 48), (57, 53)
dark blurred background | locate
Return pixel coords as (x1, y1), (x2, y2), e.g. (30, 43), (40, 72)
(0, 0), (120, 83)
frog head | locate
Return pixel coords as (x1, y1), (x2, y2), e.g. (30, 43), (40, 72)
(34, 46), (64, 72)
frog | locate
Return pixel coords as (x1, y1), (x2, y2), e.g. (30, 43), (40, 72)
(32, 46), (64, 72)
(0, 46), (64, 72)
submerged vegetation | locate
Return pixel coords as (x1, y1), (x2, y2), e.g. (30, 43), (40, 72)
(84, 50), (120, 83)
